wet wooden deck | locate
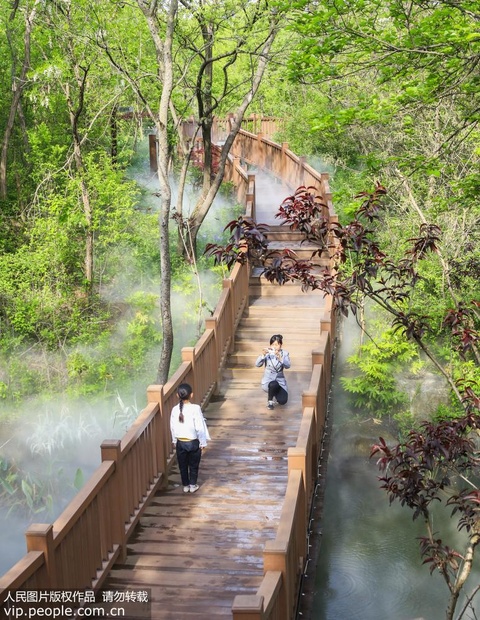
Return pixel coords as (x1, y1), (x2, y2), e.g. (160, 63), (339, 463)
(100, 174), (326, 619)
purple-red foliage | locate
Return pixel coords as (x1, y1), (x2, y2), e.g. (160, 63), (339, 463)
(371, 387), (480, 580)
(275, 186), (330, 247)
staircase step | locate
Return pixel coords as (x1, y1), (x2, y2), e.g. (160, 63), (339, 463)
(266, 227), (304, 239)
(240, 306), (325, 319)
(236, 328), (322, 340)
(234, 327), (321, 341)
(249, 286), (323, 298)
(232, 359), (315, 371)
(233, 340), (315, 353)
(222, 367), (314, 382)
(266, 240), (325, 251)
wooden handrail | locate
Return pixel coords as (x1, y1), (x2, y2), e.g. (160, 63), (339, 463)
(0, 259), (251, 601)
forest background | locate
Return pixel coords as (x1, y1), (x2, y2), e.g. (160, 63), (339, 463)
(0, 0), (479, 588)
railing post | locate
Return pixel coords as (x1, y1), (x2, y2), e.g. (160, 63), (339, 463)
(256, 133), (265, 168)
(319, 323), (332, 385)
(298, 155), (306, 187)
(302, 390), (316, 410)
(101, 440), (128, 562)
(182, 346), (196, 394)
(246, 173), (256, 219)
(312, 344), (328, 382)
(281, 142), (289, 186)
(328, 223), (340, 265)
(320, 312), (333, 339)
(148, 133), (157, 172)
(223, 278), (235, 353)
(303, 389), (320, 463)
(25, 524), (57, 588)
(147, 384), (170, 481)
(205, 317), (220, 389)
(232, 595), (264, 620)
(233, 155), (241, 187)
(241, 260), (250, 319)
(296, 478), (307, 573)
(263, 543), (288, 616)
(288, 447), (308, 503)
(312, 347), (327, 411)
(321, 171), (334, 215)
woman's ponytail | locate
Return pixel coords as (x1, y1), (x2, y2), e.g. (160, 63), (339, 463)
(177, 383), (193, 424)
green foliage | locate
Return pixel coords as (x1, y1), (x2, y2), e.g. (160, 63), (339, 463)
(0, 456), (54, 518)
(341, 327), (420, 415)
(452, 360), (480, 394)
(392, 409), (417, 438)
(124, 292), (162, 363)
(0, 451), (86, 519)
(431, 402), (465, 424)
(0, 357), (48, 403)
(65, 291), (162, 396)
(195, 199), (245, 256)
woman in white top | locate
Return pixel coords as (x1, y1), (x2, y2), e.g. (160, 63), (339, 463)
(255, 334), (291, 410)
(170, 383), (209, 493)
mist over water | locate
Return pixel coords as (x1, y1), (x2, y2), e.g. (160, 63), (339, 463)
(0, 392), (138, 575)
(0, 148), (239, 576)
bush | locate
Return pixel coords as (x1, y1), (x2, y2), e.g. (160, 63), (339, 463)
(341, 327), (420, 416)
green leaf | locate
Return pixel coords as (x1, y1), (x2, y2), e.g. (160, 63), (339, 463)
(73, 468), (84, 490)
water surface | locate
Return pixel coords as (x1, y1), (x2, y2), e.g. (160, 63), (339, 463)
(309, 318), (480, 620)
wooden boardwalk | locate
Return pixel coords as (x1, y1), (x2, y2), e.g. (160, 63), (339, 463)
(100, 174), (326, 619)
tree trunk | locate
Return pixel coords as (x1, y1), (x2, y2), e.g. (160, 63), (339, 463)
(196, 19), (214, 194)
(446, 532), (480, 620)
(110, 104), (118, 165)
(0, 0), (40, 200)
(99, 0), (179, 383)
(171, 102), (199, 256)
(65, 69), (94, 290)
(201, 119), (213, 190)
(140, 0), (178, 384)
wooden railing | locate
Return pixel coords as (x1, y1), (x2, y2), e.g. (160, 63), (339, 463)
(0, 259), (250, 602)
(218, 121), (335, 221)
(1, 117), (337, 620)
(182, 114), (283, 143)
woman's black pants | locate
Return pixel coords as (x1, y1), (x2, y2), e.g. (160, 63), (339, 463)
(268, 380), (288, 404)
(176, 439), (202, 486)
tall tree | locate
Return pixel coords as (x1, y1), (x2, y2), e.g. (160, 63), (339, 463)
(97, 0), (281, 378)
(97, 0), (178, 382)
(0, 0), (41, 200)
(34, 0), (125, 293)
(174, 0), (282, 256)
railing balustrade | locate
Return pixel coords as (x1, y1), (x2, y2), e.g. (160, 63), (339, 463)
(0, 257), (250, 603)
